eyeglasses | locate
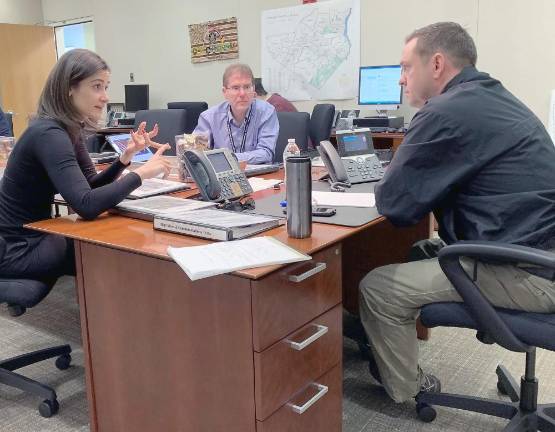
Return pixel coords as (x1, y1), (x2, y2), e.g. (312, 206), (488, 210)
(225, 84), (254, 94)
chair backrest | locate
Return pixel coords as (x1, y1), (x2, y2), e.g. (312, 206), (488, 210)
(309, 104), (335, 147)
(5, 112), (13, 137)
(274, 112), (310, 163)
(167, 102), (208, 134)
(133, 109), (188, 155)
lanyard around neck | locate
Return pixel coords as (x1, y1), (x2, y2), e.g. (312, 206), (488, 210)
(226, 104), (254, 154)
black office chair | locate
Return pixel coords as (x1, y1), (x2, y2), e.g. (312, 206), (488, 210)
(5, 111), (14, 137)
(416, 241), (555, 431)
(167, 102), (208, 134)
(133, 109), (188, 155)
(309, 104), (335, 148)
(274, 112), (310, 163)
(0, 237), (72, 418)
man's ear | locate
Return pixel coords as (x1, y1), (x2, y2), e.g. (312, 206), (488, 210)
(431, 53), (445, 78)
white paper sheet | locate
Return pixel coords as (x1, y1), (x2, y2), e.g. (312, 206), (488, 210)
(167, 236), (310, 281)
(312, 191), (375, 208)
(248, 177), (282, 192)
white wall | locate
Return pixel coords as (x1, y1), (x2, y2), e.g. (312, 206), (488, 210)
(41, 0), (91, 24)
(477, 0), (555, 127)
(39, 0), (555, 125)
(0, 0), (43, 25)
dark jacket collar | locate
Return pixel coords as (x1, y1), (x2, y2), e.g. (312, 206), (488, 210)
(441, 66), (492, 94)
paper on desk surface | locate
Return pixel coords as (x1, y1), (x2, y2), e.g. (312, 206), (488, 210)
(167, 236), (310, 281)
(312, 191), (375, 208)
(248, 177), (282, 192)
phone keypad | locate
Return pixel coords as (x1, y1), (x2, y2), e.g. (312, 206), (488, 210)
(217, 173), (253, 200)
(345, 155), (385, 183)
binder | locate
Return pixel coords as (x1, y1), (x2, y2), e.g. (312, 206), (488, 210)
(153, 208), (283, 241)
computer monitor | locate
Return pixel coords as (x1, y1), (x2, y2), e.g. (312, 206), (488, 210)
(358, 65), (402, 112)
(124, 84), (149, 112)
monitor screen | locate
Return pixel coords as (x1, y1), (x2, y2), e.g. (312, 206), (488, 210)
(124, 84), (149, 112)
(207, 152), (232, 173)
(358, 65), (402, 108)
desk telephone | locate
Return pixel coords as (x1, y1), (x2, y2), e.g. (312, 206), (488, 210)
(317, 128), (385, 188)
(181, 148), (253, 202)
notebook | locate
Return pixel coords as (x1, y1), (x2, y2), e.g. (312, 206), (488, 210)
(105, 133), (154, 163)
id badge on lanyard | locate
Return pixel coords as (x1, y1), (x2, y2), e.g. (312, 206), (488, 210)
(227, 106), (254, 153)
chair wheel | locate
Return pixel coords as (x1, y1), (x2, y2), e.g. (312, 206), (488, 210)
(416, 402), (437, 422)
(55, 354), (72, 370)
(39, 399), (59, 418)
(7, 304), (26, 317)
(497, 380), (508, 395)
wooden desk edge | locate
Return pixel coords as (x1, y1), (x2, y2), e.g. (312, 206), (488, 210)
(26, 212), (389, 280)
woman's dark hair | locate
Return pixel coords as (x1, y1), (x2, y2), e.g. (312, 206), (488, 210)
(254, 78), (267, 96)
(37, 49), (110, 144)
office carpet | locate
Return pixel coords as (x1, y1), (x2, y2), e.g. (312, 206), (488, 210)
(1, 276), (554, 432)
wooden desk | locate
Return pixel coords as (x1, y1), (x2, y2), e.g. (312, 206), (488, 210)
(371, 132), (404, 152)
(28, 177), (430, 432)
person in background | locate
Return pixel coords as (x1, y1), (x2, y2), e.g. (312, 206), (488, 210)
(194, 64), (279, 164)
(254, 78), (298, 113)
(0, 106), (11, 136)
(354, 22), (555, 404)
(0, 48), (171, 281)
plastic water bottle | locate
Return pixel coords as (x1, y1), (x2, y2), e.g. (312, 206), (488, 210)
(282, 137), (300, 178)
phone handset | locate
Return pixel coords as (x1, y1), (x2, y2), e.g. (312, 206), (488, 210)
(317, 141), (351, 192)
(181, 149), (222, 201)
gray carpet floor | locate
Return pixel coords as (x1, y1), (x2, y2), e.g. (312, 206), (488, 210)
(1, 276), (554, 432)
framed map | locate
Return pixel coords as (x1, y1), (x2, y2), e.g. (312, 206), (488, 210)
(189, 17), (239, 63)
(261, 0), (360, 101)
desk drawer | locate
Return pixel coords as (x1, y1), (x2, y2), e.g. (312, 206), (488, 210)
(256, 363), (342, 432)
(252, 245), (342, 351)
(254, 305), (341, 421)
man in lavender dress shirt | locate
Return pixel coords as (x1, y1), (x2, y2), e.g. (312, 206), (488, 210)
(194, 64), (279, 164)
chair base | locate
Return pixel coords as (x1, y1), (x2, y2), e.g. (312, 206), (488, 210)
(416, 365), (555, 431)
(0, 344), (72, 418)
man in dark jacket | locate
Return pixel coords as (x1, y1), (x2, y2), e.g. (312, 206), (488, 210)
(358, 22), (555, 403)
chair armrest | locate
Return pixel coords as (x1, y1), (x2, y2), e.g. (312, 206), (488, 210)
(439, 241), (555, 270)
(0, 236), (6, 261)
(437, 241), (551, 353)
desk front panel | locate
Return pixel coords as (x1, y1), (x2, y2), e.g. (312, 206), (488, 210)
(77, 242), (256, 432)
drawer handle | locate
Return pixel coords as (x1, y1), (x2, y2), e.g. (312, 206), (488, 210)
(286, 324), (328, 351)
(289, 383), (329, 414)
(288, 262), (326, 283)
